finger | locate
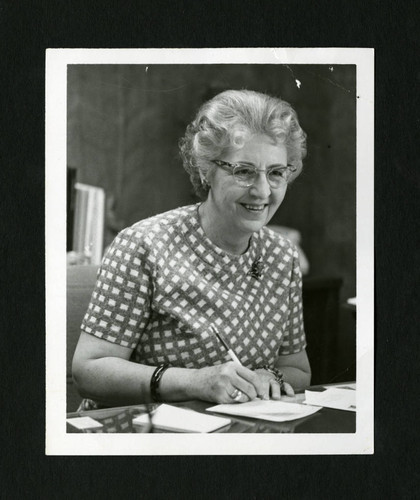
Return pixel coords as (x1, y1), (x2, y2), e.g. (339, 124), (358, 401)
(269, 379), (281, 400)
(235, 366), (266, 399)
(253, 375), (270, 400)
(232, 377), (255, 400)
(282, 382), (295, 397)
(230, 367), (260, 400)
(217, 365), (253, 402)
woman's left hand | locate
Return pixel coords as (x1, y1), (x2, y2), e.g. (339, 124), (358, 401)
(253, 369), (295, 400)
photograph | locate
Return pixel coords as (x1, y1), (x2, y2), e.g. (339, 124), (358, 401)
(46, 48), (374, 455)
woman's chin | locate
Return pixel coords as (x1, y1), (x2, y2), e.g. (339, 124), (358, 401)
(237, 218), (267, 235)
(237, 206), (271, 229)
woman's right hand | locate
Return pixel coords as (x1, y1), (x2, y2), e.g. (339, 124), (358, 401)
(191, 362), (265, 404)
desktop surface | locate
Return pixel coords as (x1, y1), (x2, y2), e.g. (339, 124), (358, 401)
(67, 384), (356, 434)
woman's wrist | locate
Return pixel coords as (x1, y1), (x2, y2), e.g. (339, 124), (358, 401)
(275, 366), (311, 390)
(260, 365), (284, 391)
(158, 367), (201, 402)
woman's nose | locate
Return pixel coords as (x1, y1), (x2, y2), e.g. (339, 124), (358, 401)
(249, 172), (271, 198)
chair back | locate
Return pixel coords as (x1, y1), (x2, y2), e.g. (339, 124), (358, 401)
(67, 265), (99, 411)
(302, 276), (343, 385)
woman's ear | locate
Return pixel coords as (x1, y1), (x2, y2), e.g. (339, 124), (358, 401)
(201, 165), (215, 188)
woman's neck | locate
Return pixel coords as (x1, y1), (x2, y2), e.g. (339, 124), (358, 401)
(198, 202), (250, 255)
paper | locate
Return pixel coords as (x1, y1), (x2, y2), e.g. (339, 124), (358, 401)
(66, 416), (103, 430)
(333, 383), (356, 390)
(304, 388), (356, 412)
(133, 404), (231, 433)
(207, 400), (321, 422)
(347, 297), (357, 306)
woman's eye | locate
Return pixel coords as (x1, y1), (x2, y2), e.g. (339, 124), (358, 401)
(269, 168), (286, 178)
(235, 166), (255, 177)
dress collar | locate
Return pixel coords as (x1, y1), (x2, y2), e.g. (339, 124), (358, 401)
(181, 203), (261, 270)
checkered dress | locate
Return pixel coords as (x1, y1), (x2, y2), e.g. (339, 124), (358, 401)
(81, 203), (306, 384)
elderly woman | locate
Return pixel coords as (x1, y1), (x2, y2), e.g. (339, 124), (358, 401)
(72, 89), (311, 410)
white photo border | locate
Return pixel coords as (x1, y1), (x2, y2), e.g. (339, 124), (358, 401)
(46, 47), (374, 455)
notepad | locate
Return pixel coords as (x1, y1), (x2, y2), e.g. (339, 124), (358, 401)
(66, 416), (104, 430)
(133, 404), (231, 433)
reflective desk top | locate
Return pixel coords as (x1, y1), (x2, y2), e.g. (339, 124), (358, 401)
(67, 384), (356, 434)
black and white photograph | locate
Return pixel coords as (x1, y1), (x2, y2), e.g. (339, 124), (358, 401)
(46, 48), (374, 454)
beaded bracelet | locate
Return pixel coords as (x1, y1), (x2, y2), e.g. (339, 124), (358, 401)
(262, 365), (285, 391)
(150, 363), (170, 402)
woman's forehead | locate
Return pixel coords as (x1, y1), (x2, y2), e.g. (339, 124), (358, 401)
(224, 134), (287, 163)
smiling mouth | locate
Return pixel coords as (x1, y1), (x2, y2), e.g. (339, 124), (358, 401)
(241, 203), (268, 213)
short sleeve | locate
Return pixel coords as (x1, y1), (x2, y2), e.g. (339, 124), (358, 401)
(278, 246), (307, 355)
(81, 227), (154, 349)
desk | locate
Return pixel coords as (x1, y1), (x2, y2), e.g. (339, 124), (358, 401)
(67, 384), (356, 434)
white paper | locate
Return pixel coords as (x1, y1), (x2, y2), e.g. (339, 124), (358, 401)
(133, 404), (231, 433)
(347, 297), (357, 306)
(332, 383), (356, 390)
(66, 416), (103, 430)
(304, 388), (356, 412)
(207, 400), (321, 422)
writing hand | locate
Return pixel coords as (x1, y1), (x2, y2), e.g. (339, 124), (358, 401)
(193, 362), (266, 404)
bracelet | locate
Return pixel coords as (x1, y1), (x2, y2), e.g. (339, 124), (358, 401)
(262, 365), (285, 391)
(150, 363), (170, 402)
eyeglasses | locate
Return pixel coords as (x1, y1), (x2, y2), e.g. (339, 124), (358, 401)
(212, 160), (297, 188)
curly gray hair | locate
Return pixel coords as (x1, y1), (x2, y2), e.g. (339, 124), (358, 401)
(179, 89), (307, 199)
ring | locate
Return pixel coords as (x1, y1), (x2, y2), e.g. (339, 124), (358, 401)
(234, 391), (243, 401)
(230, 389), (239, 399)
(230, 389), (243, 401)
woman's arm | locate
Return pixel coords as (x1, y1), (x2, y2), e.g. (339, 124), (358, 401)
(72, 332), (203, 406)
(274, 349), (311, 391)
(72, 332), (266, 406)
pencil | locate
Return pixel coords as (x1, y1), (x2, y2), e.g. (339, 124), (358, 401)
(210, 326), (243, 365)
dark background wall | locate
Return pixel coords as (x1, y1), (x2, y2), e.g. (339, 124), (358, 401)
(67, 64), (356, 381)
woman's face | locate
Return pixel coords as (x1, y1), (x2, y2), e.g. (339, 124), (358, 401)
(205, 134), (288, 245)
